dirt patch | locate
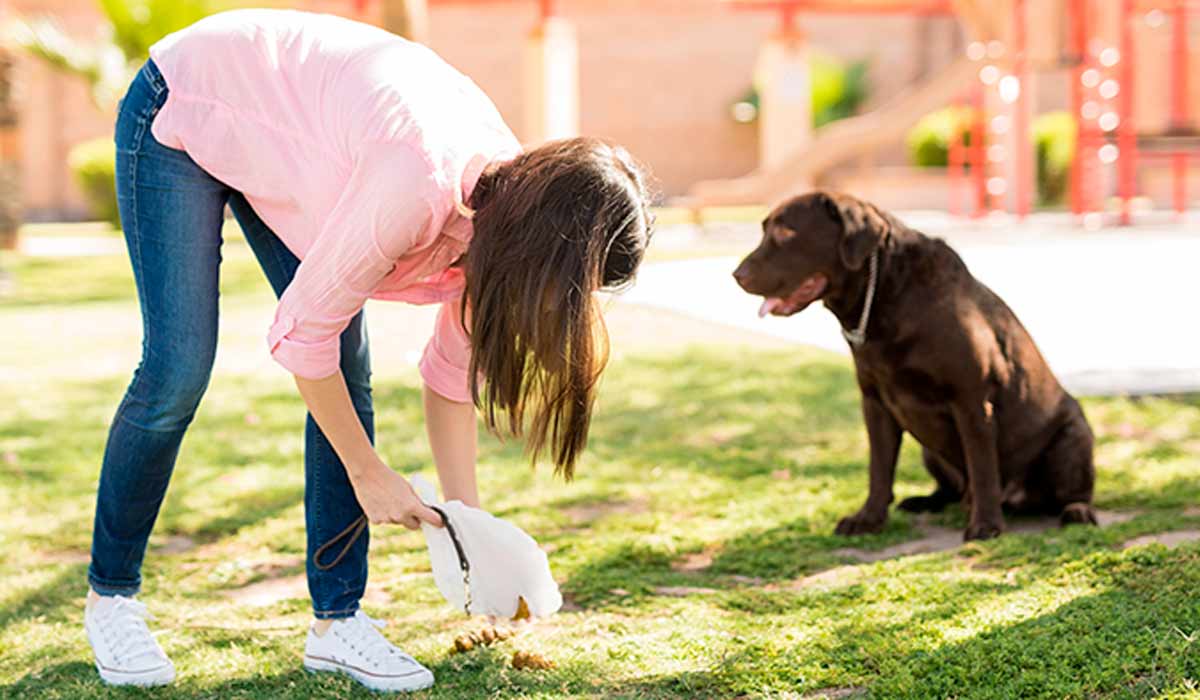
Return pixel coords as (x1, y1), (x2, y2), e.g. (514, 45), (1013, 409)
(156, 535), (197, 555)
(35, 548), (90, 565)
(833, 525), (962, 564)
(563, 498), (649, 524)
(832, 510), (1140, 564)
(1095, 510), (1140, 527)
(226, 574), (308, 607)
(801, 688), (867, 699)
(1122, 530), (1200, 550)
(1184, 507), (1200, 517)
(773, 565), (866, 592)
(671, 547), (718, 573)
(225, 572), (394, 607)
(653, 585), (719, 597)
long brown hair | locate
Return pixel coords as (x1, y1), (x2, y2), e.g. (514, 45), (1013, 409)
(463, 137), (652, 479)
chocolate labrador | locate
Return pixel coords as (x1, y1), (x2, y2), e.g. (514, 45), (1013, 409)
(733, 191), (1097, 540)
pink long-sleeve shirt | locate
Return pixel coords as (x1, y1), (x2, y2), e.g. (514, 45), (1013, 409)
(148, 9), (521, 401)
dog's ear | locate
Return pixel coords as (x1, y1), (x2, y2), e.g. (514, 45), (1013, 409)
(822, 192), (890, 271)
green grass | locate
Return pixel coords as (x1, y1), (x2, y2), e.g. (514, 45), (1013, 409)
(0, 237), (1198, 699)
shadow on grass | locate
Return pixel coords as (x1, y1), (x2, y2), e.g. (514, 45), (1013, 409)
(585, 349), (864, 479)
(863, 546), (1200, 699)
(0, 563), (88, 635)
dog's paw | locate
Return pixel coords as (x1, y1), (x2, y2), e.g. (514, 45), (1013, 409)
(835, 510), (887, 536)
(898, 494), (949, 514)
(963, 520), (1004, 541)
(1060, 502), (1098, 526)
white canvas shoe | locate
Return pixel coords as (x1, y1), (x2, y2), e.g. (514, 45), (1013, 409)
(303, 611), (434, 692)
(84, 595), (175, 687)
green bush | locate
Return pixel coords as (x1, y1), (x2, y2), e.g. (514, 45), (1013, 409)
(732, 52), (870, 129)
(907, 108), (1078, 207)
(906, 106), (979, 168)
(68, 138), (119, 227)
(1034, 111), (1076, 206)
(811, 53), (869, 127)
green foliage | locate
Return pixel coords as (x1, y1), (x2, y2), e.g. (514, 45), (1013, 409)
(10, 0), (244, 107)
(96, 0), (220, 64)
(906, 108), (1080, 207)
(67, 138), (119, 227)
(1034, 111), (1077, 206)
(906, 105), (979, 168)
(810, 53), (869, 128)
(734, 52), (870, 129)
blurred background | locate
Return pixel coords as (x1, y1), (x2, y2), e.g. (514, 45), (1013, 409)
(1, 0), (1197, 227)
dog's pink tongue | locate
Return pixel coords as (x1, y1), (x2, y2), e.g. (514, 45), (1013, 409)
(758, 298), (783, 318)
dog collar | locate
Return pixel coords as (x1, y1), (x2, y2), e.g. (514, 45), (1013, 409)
(842, 249), (879, 348)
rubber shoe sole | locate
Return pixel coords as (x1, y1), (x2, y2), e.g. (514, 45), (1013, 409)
(94, 659), (176, 687)
(304, 655), (434, 693)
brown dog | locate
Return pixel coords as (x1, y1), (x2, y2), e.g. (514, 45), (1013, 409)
(733, 191), (1097, 540)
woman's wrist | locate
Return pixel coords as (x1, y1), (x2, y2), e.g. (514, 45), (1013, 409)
(345, 455), (388, 482)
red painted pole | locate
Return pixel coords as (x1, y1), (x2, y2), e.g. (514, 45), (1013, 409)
(1170, 0), (1189, 215)
(1117, 0), (1137, 225)
(1013, 0), (1031, 218)
(1068, 0), (1088, 216)
(949, 97), (965, 216)
(971, 82), (988, 217)
(780, 4), (799, 35)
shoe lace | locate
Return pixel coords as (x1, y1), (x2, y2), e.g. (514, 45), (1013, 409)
(98, 597), (162, 664)
(340, 612), (416, 668)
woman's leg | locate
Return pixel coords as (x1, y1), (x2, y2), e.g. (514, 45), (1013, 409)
(229, 194), (374, 619)
(89, 62), (231, 596)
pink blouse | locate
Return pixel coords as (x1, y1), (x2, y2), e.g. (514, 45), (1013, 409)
(148, 9), (520, 401)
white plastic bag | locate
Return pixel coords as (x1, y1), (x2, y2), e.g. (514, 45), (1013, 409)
(412, 475), (563, 620)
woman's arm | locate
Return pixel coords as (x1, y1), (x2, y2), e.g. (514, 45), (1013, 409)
(423, 385), (480, 508)
(295, 372), (442, 529)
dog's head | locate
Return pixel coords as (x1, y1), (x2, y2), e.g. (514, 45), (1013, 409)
(733, 191), (891, 317)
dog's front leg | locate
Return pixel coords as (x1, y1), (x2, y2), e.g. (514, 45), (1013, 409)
(836, 394), (902, 536)
(952, 399), (1005, 540)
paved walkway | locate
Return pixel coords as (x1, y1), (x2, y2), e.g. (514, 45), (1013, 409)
(624, 212), (1200, 396)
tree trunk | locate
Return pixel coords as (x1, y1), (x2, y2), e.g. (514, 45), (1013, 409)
(381, 0), (429, 43)
(0, 46), (20, 252)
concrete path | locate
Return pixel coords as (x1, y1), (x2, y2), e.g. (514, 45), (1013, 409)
(624, 212), (1200, 396)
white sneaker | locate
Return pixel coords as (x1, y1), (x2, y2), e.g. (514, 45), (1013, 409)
(84, 595), (176, 687)
(303, 611), (434, 692)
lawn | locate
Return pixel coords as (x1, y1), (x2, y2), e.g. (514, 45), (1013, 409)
(0, 230), (1197, 699)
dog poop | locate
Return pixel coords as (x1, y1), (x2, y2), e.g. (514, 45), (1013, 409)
(450, 626), (513, 654)
(511, 650), (555, 671)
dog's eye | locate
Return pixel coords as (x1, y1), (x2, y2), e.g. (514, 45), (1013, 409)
(770, 226), (798, 245)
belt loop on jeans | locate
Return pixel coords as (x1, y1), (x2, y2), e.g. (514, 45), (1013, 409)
(142, 60), (166, 96)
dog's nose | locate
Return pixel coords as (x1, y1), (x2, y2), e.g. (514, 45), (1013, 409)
(732, 265), (750, 287)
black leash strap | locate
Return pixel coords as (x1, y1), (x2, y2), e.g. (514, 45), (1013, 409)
(429, 505), (474, 616)
(313, 514), (368, 572)
(312, 506), (473, 614)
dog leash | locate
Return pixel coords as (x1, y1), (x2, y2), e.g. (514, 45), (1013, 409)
(313, 506), (473, 616)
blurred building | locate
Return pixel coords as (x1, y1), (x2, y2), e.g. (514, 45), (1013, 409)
(8, 0), (964, 219)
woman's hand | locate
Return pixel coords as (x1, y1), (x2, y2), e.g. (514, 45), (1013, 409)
(350, 464), (444, 530)
(292, 372), (442, 530)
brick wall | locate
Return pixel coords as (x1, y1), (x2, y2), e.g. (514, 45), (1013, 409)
(8, 0), (965, 218)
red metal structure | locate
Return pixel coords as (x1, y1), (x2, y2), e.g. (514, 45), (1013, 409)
(1070, 0), (1197, 224)
(345, 0), (1196, 224)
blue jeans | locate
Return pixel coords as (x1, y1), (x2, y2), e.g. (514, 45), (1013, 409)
(88, 61), (372, 619)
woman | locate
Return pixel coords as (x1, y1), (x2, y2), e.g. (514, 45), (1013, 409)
(84, 8), (652, 692)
